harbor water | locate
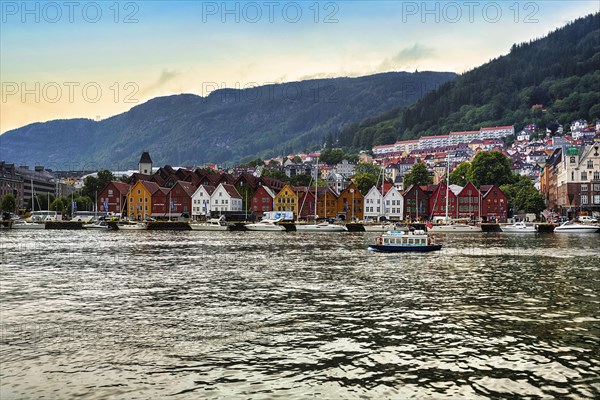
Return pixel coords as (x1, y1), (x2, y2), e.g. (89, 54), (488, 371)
(1, 230), (599, 399)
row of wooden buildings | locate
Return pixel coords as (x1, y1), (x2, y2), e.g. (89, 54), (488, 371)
(97, 153), (507, 221)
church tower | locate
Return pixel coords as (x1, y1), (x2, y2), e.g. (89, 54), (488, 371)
(138, 151), (153, 175)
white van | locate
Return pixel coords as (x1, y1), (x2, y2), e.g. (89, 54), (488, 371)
(578, 215), (598, 223)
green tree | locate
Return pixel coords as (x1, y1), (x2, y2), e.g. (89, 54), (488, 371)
(291, 156), (302, 164)
(500, 175), (545, 215)
(268, 159), (280, 166)
(1, 193), (17, 213)
(50, 198), (65, 213)
(82, 170), (115, 199)
(471, 151), (513, 187)
(245, 158), (264, 167)
(354, 172), (379, 195)
(355, 162), (382, 177)
(319, 149), (345, 165)
(403, 162), (431, 188)
(449, 162), (473, 186)
(262, 168), (288, 182)
(289, 174), (312, 186)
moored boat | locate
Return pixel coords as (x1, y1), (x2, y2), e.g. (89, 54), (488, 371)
(368, 229), (442, 252)
(245, 218), (286, 231)
(295, 222), (347, 232)
(500, 221), (537, 233)
(12, 220), (45, 230)
(117, 221), (147, 231)
(427, 221), (482, 233)
(83, 221), (110, 230)
(554, 221), (599, 234)
(363, 223), (408, 232)
(190, 215), (230, 231)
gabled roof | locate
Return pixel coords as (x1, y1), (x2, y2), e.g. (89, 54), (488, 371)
(137, 180), (161, 195)
(221, 184), (242, 199)
(171, 181), (197, 197)
(110, 181), (131, 195)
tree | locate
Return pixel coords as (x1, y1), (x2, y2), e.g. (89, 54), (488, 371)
(82, 170), (115, 199)
(355, 162), (382, 177)
(403, 162), (431, 188)
(354, 172), (379, 195)
(50, 198), (65, 214)
(471, 151), (513, 187)
(262, 168), (288, 182)
(500, 175), (545, 215)
(291, 156), (302, 164)
(449, 162), (473, 186)
(1, 193), (17, 213)
(245, 158), (264, 167)
(319, 148), (345, 165)
(268, 159), (280, 166)
(289, 174), (312, 186)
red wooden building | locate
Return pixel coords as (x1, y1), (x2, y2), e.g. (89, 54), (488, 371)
(168, 181), (196, 218)
(428, 181), (459, 218)
(480, 185), (508, 222)
(251, 185), (276, 216)
(456, 182), (481, 220)
(403, 184), (430, 221)
(97, 181), (131, 215)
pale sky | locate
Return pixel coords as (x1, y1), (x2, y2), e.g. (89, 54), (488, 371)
(1, 1), (598, 133)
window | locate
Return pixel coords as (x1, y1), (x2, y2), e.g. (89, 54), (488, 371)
(595, 184), (600, 191)
(108, 190), (113, 196)
(595, 195), (600, 204)
(595, 172), (600, 181)
(587, 160), (594, 169)
(582, 172), (587, 181)
(581, 184), (588, 192)
(570, 156), (576, 164)
(581, 195), (588, 205)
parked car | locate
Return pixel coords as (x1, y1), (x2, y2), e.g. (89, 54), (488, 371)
(578, 215), (598, 223)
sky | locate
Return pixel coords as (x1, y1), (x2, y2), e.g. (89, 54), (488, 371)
(0, 0), (598, 133)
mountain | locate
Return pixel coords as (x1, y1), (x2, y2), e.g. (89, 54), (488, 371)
(0, 72), (456, 168)
(338, 13), (600, 150)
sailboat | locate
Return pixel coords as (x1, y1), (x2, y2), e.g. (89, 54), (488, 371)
(295, 158), (347, 232)
(14, 180), (46, 230)
(428, 156), (482, 233)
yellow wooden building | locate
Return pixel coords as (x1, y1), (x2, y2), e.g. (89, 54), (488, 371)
(127, 180), (159, 220)
(274, 184), (298, 218)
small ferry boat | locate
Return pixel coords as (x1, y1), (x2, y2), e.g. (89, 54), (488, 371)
(368, 230), (442, 252)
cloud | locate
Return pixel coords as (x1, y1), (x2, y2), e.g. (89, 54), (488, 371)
(140, 69), (180, 97)
(379, 44), (436, 71)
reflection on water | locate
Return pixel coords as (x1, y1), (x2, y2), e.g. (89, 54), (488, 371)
(1, 230), (599, 399)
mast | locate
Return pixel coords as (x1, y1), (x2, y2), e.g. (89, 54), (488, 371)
(315, 157), (318, 222)
(445, 155), (449, 222)
(381, 166), (385, 220)
(416, 187), (419, 221)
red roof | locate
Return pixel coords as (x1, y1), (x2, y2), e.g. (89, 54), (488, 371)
(480, 125), (513, 131)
